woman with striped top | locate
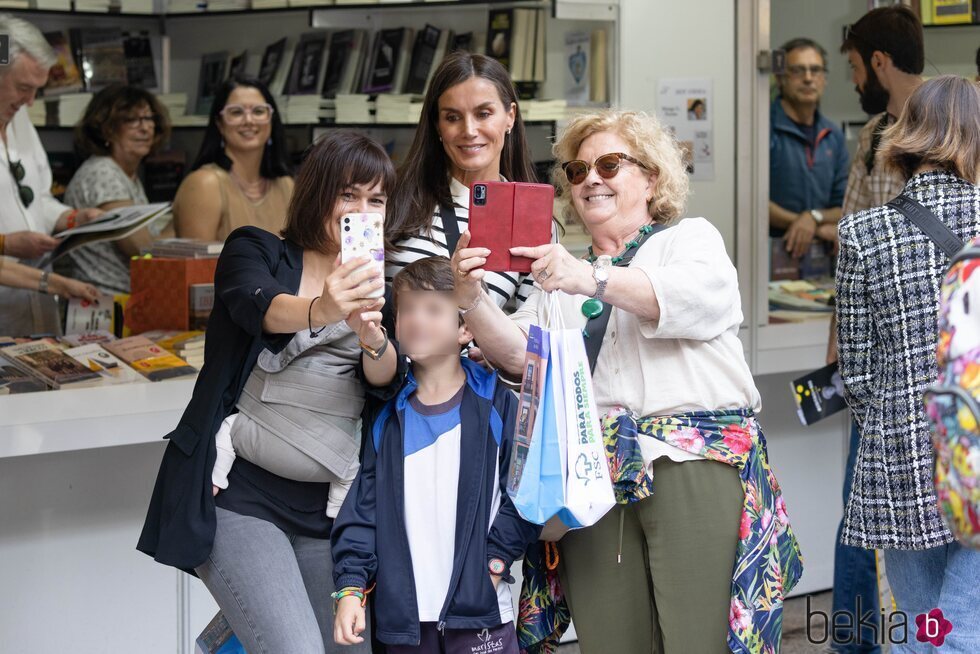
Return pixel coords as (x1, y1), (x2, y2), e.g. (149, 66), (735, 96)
(385, 52), (541, 309)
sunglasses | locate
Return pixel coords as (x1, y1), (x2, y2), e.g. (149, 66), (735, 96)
(9, 160), (34, 208)
(561, 152), (648, 186)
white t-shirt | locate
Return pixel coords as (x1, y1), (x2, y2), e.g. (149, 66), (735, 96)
(510, 217), (761, 466)
(402, 386), (513, 624)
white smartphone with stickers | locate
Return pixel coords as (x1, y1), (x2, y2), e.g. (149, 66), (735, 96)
(340, 212), (385, 299)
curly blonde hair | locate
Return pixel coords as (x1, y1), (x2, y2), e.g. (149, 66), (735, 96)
(551, 109), (690, 225)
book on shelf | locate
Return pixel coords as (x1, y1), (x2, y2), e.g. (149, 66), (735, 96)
(70, 28), (128, 92)
(532, 8), (545, 83)
(0, 340), (103, 389)
(196, 51), (230, 115)
(334, 94), (373, 123)
(258, 38), (289, 92)
(43, 203), (173, 264)
(123, 31), (158, 89)
(375, 94), (423, 124)
(590, 28), (608, 104)
(286, 32), (330, 96)
(0, 363), (49, 395)
(791, 362), (848, 426)
(103, 336), (197, 381)
(33, 0), (72, 9)
(59, 330), (117, 347)
(362, 28), (413, 94)
(43, 31), (84, 96)
(321, 29), (366, 99)
(450, 31), (486, 55)
(228, 51), (248, 80)
(403, 24), (442, 96)
(486, 8), (514, 72)
(64, 344), (147, 385)
(65, 294), (115, 335)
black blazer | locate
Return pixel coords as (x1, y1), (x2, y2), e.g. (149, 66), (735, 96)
(137, 227), (303, 572)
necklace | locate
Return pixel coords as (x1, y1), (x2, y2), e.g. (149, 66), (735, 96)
(580, 222), (658, 325)
(229, 168), (269, 202)
(586, 223), (656, 264)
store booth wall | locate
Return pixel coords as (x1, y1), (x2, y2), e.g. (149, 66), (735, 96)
(9, 0), (964, 650)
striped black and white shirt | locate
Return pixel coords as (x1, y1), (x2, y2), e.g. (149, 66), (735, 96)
(386, 176), (537, 308)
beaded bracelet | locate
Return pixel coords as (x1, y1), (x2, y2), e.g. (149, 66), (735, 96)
(331, 587), (366, 614)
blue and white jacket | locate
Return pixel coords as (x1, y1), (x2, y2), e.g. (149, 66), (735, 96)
(331, 357), (541, 646)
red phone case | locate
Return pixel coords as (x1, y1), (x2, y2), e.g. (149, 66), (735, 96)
(468, 181), (553, 273)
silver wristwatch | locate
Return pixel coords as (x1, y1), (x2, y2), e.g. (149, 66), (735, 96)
(38, 271), (50, 294)
(810, 209), (825, 224)
(591, 255), (612, 300)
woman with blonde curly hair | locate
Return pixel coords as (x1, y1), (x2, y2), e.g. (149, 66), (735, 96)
(451, 109), (802, 654)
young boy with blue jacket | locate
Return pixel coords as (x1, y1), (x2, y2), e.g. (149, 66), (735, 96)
(332, 256), (541, 653)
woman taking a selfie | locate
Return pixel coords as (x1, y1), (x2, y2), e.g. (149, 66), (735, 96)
(385, 51), (543, 310)
(138, 131), (396, 653)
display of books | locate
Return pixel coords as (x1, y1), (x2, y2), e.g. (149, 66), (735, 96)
(768, 279), (835, 313)
(103, 336), (197, 382)
(60, 331), (117, 348)
(65, 294), (115, 335)
(286, 32), (329, 96)
(0, 340), (103, 389)
(123, 31), (158, 89)
(64, 344), (148, 386)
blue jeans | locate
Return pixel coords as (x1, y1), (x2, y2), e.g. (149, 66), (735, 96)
(831, 422), (882, 653)
(195, 507), (372, 654)
(884, 543), (980, 653)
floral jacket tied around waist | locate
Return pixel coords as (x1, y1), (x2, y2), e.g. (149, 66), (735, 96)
(518, 409), (804, 654)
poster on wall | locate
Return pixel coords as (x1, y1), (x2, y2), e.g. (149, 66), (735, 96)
(656, 77), (714, 181)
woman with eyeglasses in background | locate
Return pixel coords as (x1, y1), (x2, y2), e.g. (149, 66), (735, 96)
(451, 109), (803, 654)
(55, 85), (173, 295)
(173, 75), (293, 242)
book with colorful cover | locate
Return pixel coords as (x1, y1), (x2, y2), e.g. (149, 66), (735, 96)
(60, 330), (117, 347)
(64, 344), (147, 385)
(0, 340), (103, 389)
(43, 30), (84, 96)
(103, 336), (196, 381)
(790, 362), (848, 426)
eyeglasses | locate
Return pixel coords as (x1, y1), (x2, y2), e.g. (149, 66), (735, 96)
(561, 152), (648, 186)
(784, 65), (827, 78)
(220, 104), (274, 125)
(122, 114), (160, 129)
(9, 160), (34, 208)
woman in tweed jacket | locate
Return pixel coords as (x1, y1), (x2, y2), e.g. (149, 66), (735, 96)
(837, 76), (980, 651)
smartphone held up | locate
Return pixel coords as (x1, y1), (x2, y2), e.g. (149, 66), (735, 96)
(468, 181), (554, 273)
(340, 213), (385, 300)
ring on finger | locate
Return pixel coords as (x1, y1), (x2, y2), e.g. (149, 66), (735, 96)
(536, 269), (551, 283)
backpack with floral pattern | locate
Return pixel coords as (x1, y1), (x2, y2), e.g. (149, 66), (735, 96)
(923, 237), (980, 548)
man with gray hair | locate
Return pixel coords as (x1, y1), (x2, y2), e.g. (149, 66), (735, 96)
(0, 13), (102, 335)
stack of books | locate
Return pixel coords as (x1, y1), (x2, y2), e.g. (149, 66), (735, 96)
(281, 96), (331, 124)
(143, 238), (223, 259)
(157, 93), (189, 123)
(146, 331), (206, 370)
(523, 99), (568, 121)
(27, 103), (47, 127)
(334, 94), (373, 123)
(120, 0), (155, 12)
(206, 0), (249, 11)
(73, 0), (118, 12)
(375, 94), (423, 124)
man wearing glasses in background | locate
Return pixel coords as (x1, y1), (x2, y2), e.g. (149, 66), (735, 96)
(769, 38), (849, 268)
(0, 14), (102, 336)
